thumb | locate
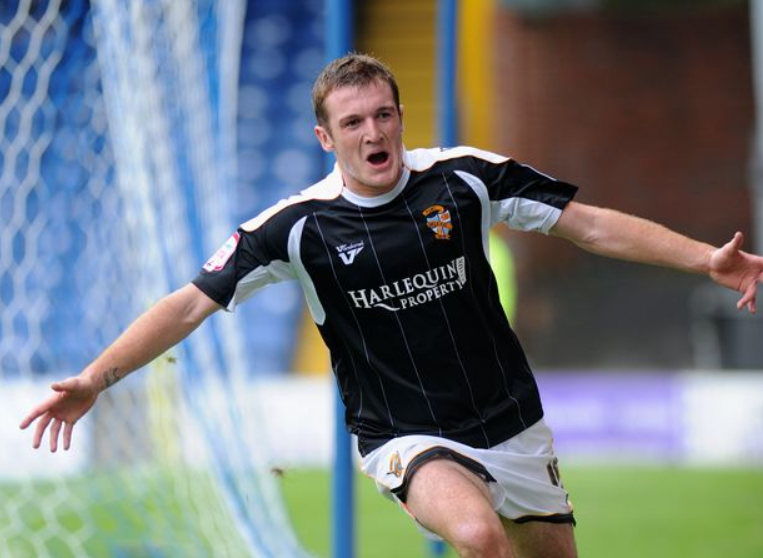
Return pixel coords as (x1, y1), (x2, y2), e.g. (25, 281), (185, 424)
(51, 377), (81, 392)
(727, 231), (744, 252)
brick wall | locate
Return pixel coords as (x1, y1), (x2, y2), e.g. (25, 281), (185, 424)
(493, 4), (755, 367)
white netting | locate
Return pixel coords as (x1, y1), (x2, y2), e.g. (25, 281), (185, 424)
(0, 1), (309, 556)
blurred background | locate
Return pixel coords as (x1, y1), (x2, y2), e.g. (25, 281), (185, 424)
(0, 0), (761, 557)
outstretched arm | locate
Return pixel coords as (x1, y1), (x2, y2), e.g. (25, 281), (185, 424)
(19, 283), (221, 451)
(551, 201), (763, 313)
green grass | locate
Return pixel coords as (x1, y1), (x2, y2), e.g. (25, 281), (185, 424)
(2, 465), (761, 557)
(279, 466), (763, 558)
(568, 466), (763, 558)
(279, 468), (446, 558)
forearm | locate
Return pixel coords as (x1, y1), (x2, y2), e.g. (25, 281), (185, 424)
(552, 202), (716, 275)
(81, 283), (219, 392)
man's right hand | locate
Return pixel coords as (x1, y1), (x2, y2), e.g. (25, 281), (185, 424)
(19, 375), (99, 452)
(17, 283), (221, 454)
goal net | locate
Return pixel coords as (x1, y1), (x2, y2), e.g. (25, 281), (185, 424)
(0, 1), (309, 556)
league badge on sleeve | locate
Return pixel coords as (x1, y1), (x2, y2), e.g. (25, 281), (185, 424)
(203, 232), (240, 272)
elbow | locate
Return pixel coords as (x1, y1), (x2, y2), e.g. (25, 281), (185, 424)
(576, 221), (601, 249)
(555, 202), (604, 249)
(161, 284), (219, 330)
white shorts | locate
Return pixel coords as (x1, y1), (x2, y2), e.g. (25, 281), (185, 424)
(360, 418), (574, 540)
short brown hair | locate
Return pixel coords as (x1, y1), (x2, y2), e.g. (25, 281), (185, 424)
(312, 53), (401, 128)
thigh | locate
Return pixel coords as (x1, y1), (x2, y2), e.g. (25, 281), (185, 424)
(406, 458), (513, 557)
(502, 517), (578, 558)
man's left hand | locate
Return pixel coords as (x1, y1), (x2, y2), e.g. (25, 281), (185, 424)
(709, 232), (763, 314)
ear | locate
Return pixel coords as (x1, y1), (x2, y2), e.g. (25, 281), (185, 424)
(314, 125), (334, 152)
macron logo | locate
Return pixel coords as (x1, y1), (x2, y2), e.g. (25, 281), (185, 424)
(336, 241), (364, 265)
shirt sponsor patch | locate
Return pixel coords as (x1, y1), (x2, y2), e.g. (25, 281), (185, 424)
(347, 256), (467, 312)
(203, 232), (240, 272)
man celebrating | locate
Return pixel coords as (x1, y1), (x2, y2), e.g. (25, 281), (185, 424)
(21, 54), (763, 558)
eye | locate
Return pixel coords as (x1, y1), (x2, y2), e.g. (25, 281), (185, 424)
(378, 110), (392, 120)
(343, 118), (360, 129)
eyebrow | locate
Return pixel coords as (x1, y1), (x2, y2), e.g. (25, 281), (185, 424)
(337, 104), (397, 125)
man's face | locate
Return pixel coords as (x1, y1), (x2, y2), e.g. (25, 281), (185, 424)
(314, 80), (404, 197)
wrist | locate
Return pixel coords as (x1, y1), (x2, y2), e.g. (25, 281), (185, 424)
(82, 366), (121, 393)
(701, 245), (715, 276)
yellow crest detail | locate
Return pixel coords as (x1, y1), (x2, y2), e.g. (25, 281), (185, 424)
(388, 451), (403, 478)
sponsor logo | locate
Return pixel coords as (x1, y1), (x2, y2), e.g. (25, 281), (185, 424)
(335, 240), (364, 265)
(388, 451), (403, 478)
(423, 204), (453, 240)
(203, 232), (240, 272)
(347, 256), (467, 312)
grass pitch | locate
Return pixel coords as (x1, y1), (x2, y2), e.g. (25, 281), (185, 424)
(279, 465), (763, 558)
(1, 465), (760, 557)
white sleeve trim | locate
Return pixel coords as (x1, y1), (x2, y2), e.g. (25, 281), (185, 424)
(455, 169), (563, 237)
(454, 170), (491, 259)
(226, 259), (295, 311)
(492, 197), (563, 235)
(288, 216), (326, 325)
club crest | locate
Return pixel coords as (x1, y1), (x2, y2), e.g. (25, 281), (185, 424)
(423, 204), (453, 240)
(388, 451), (403, 478)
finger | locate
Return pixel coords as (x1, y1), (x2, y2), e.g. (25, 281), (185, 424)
(730, 231), (744, 250)
(51, 377), (79, 392)
(50, 419), (62, 453)
(33, 413), (54, 449)
(721, 232), (744, 257)
(20, 392), (63, 429)
(738, 282), (758, 313)
(20, 406), (44, 430)
(63, 422), (74, 451)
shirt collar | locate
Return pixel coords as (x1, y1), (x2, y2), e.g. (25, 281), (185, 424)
(338, 150), (411, 208)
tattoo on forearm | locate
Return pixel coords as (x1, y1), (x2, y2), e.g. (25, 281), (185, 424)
(102, 367), (121, 390)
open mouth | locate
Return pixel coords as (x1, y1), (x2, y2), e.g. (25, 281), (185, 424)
(367, 151), (389, 166)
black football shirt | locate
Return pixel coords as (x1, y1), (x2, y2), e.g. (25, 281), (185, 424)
(193, 146), (577, 456)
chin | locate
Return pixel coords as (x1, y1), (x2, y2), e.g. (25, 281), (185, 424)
(370, 175), (398, 190)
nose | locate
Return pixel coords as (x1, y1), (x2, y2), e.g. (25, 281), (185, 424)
(364, 118), (383, 143)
